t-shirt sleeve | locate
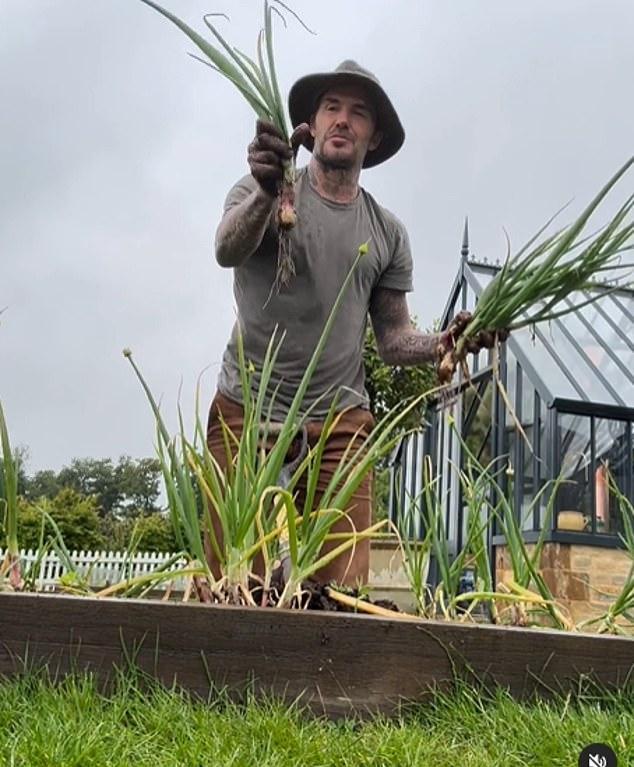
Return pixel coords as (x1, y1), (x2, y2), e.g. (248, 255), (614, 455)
(376, 219), (414, 292)
(222, 173), (259, 214)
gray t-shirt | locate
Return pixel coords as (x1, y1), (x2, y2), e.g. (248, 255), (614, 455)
(217, 167), (413, 421)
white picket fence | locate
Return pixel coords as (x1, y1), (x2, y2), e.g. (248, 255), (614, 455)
(1, 548), (188, 592)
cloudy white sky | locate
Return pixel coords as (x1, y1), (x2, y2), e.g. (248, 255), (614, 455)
(1, 0), (633, 474)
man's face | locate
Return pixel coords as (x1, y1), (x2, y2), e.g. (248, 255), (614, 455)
(310, 84), (383, 170)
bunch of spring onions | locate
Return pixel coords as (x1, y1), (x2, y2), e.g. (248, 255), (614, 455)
(438, 156), (634, 383)
(139, 0), (309, 289)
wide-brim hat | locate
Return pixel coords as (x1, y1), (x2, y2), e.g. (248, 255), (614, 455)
(288, 60), (405, 169)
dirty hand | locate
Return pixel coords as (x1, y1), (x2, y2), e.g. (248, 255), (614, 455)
(438, 311), (509, 361)
(247, 119), (311, 196)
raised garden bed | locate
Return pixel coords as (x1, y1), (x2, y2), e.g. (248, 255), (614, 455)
(2, 592), (633, 718)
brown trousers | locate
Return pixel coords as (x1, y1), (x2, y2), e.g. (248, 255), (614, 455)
(205, 391), (375, 586)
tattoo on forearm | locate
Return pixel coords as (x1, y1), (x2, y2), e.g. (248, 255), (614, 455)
(370, 287), (440, 366)
(382, 330), (441, 365)
(215, 189), (275, 267)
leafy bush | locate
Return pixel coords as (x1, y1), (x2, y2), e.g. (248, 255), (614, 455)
(17, 488), (105, 552)
(100, 514), (179, 554)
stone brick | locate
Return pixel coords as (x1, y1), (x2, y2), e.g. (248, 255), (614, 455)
(539, 567), (558, 595)
(540, 542), (571, 570)
(538, 567), (589, 601)
(571, 556), (592, 570)
(593, 570), (626, 584)
(495, 547), (511, 571)
(566, 572), (590, 601)
(591, 590), (618, 604)
(571, 544), (595, 559)
(569, 601), (604, 626)
(589, 556), (614, 572)
(589, 550), (629, 575)
(496, 569), (514, 587)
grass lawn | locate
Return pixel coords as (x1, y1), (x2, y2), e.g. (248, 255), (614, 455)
(1, 670), (632, 766)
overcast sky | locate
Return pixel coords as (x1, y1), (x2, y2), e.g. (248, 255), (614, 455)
(1, 0), (633, 474)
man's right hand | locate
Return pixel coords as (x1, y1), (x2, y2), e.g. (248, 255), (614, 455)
(247, 120), (310, 196)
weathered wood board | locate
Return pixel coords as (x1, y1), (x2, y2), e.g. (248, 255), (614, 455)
(2, 593), (633, 717)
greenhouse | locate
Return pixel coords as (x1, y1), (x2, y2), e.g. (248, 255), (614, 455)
(390, 224), (634, 591)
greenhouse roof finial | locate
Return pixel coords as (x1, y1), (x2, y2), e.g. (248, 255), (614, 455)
(461, 217), (470, 260)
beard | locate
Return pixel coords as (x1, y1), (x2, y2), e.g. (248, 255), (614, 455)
(314, 144), (356, 171)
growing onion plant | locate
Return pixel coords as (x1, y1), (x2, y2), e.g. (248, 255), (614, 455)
(0, 402), (22, 590)
(397, 453), (495, 622)
(396, 418), (574, 628)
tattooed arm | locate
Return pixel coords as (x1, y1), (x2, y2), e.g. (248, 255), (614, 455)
(214, 187), (275, 268)
(369, 287), (442, 366)
(369, 288), (500, 368)
(215, 120), (310, 268)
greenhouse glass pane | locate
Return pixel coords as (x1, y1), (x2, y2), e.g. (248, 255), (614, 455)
(521, 372), (535, 426)
(541, 321), (617, 404)
(465, 283), (478, 313)
(594, 418), (629, 535)
(467, 267), (496, 374)
(504, 354), (518, 427)
(609, 292), (634, 322)
(557, 414), (592, 532)
(581, 301), (634, 354)
(535, 397), (551, 530)
(520, 374), (537, 531)
(469, 264), (497, 290)
(558, 310), (634, 404)
(509, 326), (580, 400)
(463, 379), (493, 468)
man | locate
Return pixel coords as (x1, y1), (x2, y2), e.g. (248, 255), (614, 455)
(208, 61), (491, 587)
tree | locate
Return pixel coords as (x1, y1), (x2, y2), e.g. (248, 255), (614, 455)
(23, 469), (61, 500)
(114, 456), (162, 517)
(18, 488), (105, 551)
(22, 456), (161, 519)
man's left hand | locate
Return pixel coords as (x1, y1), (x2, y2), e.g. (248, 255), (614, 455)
(440, 311), (508, 360)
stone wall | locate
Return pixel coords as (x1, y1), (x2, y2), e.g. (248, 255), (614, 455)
(495, 542), (632, 629)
